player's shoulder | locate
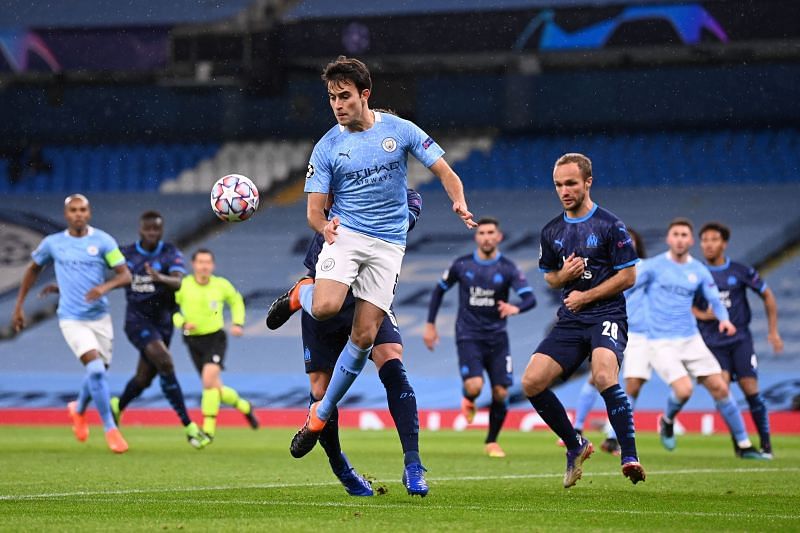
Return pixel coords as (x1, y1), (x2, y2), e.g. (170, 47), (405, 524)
(314, 124), (346, 149)
(119, 242), (137, 255)
(89, 226), (117, 242)
(594, 205), (627, 228)
(453, 253), (474, 266)
(498, 254), (520, 269)
(729, 259), (754, 274)
(160, 241), (182, 255)
(541, 213), (565, 234)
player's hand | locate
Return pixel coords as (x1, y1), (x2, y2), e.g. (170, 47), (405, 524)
(12, 308), (25, 333)
(718, 320), (737, 336)
(144, 262), (162, 283)
(85, 286), (105, 301)
(768, 331), (784, 354)
(497, 300), (519, 319)
(323, 216), (340, 245)
(564, 290), (589, 313)
(422, 323), (439, 351)
(230, 324), (244, 337)
(560, 253), (585, 283)
(452, 202), (477, 229)
(183, 322), (196, 332)
(38, 284), (59, 298)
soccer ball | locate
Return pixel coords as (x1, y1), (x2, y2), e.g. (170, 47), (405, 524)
(210, 174), (260, 222)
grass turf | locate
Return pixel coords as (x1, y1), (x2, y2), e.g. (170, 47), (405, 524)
(0, 425), (797, 531)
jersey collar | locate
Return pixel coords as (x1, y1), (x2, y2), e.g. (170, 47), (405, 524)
(63, 226), (95, 238)
(136, 240), (164, 257)
(473, 250), (502, 265)
(705, 257), (731, 272)
(563, 203), (598, 224)
(337, 110), (382, 132)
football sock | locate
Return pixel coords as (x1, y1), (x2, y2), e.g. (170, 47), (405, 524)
(486, 398), (508, 444)
(379, 359), (419, 454)
(404, 450), (421, 466)
(746, 393), (771, 451)
(201, 388), (221, 436)
(159, 373), (192, 426)
(528, 389), (580, 450)
(664, 393), (687, 424)
(311, 393), (346, 473)
(574, 379), (597, 432)
(220, 385), (251, 414)
(117, 378), (145, 412)
(600, 384), (637, 460)
(317, 339), (370, 421)
(298, 284), (316, 319)
(717, 394), (752, 448)
(76, 375), (92, 415)
(85, 358), (116, 431)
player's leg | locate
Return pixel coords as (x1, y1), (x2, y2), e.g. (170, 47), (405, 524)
(373, 340), (428, 496)
(649, 338), (693, 451)
(457, 340), (485, 425)
(483, 335), (512, 457)
(574, 376), (597, 435)
(114, 354), (158, 423)
(200, 362), (224, 437)
(622, 332), (653, 409)
(731, 339), (771, 456)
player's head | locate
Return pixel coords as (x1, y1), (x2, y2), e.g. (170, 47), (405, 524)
(553, 153), (593, 212)
(698, 221), (730, 262)
(322, 55), (372, 127)
(63, 193), (91, 231)
(627, 227), (646, 259)
(666, 218), (694, 256)
(475, 217), (503, 256)
(191, 248), (215, 279)
(139, 210), (164, 247)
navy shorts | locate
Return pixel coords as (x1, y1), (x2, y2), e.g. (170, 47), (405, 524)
(124, 317), (174, 353)
(709, 336), (758, 380)
(301, 305), (402, 374)
(183, 330), (227, 372)
(534, 317), (628, 379)
(456, 334), (513, 388)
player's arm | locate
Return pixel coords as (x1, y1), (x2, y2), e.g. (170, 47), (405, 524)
(407, 188), (422, 231)
(497, 268), (536, 318)
(86, 263), (132, 302)
(700, 272), (736, 336)
(12, 261), (44, 332)
(423, 263), (458, 351)
(224, 279), (246, 336)
(691, 293), (716, 321)
(307, 192), (339, 245)
(145, 249), (186, 291)
(563, 265), (636, 313)
(761, 287), (783, 353)
(428, 158), (476, 229)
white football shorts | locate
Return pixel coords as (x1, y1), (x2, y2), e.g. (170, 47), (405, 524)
(649, 333), (722, 385)
(59, 314), (114, 365)
(315, 225), (405, 315)
(621, 331), (653, 381)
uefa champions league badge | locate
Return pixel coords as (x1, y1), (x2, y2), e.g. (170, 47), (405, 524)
(86, 245), (99, 256)
(382, 137), (397, 152)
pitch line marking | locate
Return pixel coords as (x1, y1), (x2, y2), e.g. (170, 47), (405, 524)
(0, 466), (797, 502)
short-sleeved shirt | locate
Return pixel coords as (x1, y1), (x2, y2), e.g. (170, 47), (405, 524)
(635, 252), (729, 340)
(121, 240), (186, 325)
(539, 204), (638, 323)
(31, 226), (125, 320)
(625, 283), (649, 335)
(438, 252), (533, 340)
(694, 258), (767, 347)
(304, 111), (443, 245)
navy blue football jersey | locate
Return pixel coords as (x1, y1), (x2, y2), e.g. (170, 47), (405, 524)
(539, 204), (638, 323)
(437, 252), (533, 340)
(694, 258), (767, 347)
(121, 241), (186, 322)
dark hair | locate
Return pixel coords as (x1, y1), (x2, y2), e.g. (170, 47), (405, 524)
(699, 221), (731, 242)
(372, 107), (398, 116)
(140, 210), (163, 223)
(322, 55), (372, 94)
(554, 153), (592, 180)
(192, 248), (214, 261)
(668, 217), (694, 233)
(628, 228), (646, 259)
(477, 216), (500, 228)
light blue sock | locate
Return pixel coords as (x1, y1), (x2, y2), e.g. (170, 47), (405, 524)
(716, 394), (751, 446)
(316, 339), (371, 421)
(298, 284), (316, 319)
(85, 359), (116, 431)
(664, 393), (687, 423)
(77, 375), (92, 414)
(574, 379), (597, 431)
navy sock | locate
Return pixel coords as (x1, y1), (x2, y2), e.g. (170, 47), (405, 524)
(746, 393), (771, 452)
(528, 389), (579, 450)
(159, 373), (192, 427)
(379, 359), (419, 454)
(486, 399), (508, 444)
(312, 393), (345, 472)
(600, 384), (637, 461)
(117, 378), (145, 412)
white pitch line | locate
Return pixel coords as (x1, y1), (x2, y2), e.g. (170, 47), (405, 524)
(1, 466), (798, 502)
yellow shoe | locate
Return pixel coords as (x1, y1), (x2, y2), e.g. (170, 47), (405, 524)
(485, 442), (506, 458)
(461, 397), (476, 424)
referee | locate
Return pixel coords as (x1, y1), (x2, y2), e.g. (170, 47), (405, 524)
(173, 248), (259, 439)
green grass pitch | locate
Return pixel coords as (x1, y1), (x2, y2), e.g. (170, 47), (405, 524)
(1, 426), (798, 531)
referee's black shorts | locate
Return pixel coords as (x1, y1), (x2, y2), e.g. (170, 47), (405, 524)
(183, 330), (227, 372)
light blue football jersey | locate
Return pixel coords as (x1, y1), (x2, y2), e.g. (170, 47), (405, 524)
(304, 111), (444, 245)
(634, 252), (728, 340)
(624, 283), (649, 335)
(31, 227), (125, 320)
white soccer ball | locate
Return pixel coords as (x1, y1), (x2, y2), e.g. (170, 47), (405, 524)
(210, 174), (260, 222)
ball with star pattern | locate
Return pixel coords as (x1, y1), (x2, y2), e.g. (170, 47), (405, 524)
(210, 174), (260, 222)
